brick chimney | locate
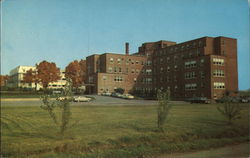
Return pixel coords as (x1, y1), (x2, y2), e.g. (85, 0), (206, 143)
(125, 42), (129, 55)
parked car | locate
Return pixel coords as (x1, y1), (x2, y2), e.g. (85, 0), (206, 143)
(240, 97), (250, 103)
(73, 96), (92, 102)
(56, 96), (73, 101)
(122, 94), (135, 99)
(187, 97), (211, 104)
(111, 92), (122, 98)
(102, 92), (111, 96)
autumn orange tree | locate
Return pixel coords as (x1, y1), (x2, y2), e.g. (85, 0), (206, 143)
(65, 60), (86, 91)
(36, 61), (61, 89)
(23, 69), (40, 91)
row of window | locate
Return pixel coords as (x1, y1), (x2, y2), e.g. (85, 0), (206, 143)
(134, 81), (225, 92)
(109, 58), (151, 66)
(185, 72), (196, 79)
(185, 61), (197, 68)
(185, 83), (197, 91)
(114, 76), (123, 82)
(213, 58), (224, 66)
(155, 41), (204, 56)
(214, 82), (225, 89)
(213, 70), (225, 77)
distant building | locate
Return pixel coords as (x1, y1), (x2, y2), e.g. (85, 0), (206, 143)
(0, 75), (9, 87)
(86, 36), (238, 100)
(7, 66), (66, 90)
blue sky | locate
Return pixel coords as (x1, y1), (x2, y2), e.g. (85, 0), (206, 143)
(1, 0), (249, 90)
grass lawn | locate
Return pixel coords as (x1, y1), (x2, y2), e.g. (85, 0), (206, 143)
(1, 103), (249, 158)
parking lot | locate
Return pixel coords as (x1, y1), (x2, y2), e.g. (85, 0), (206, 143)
(1, 95), (157, 106)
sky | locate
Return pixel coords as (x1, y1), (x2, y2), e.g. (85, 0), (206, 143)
(1, 0), (249, 90)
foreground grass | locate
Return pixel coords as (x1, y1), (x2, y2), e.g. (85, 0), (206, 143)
(1, 103), (249, 158)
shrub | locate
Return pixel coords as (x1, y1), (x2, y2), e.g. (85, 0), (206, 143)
(40, 79), (74, 137)
(157, 89), (172, 132)
(217, 96), (242, 124)
(115, 88), (125, 94)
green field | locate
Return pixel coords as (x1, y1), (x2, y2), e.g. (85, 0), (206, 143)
(1, 103), (249, 158)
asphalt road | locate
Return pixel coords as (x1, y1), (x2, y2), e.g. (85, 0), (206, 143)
(1, 95), (159, 106)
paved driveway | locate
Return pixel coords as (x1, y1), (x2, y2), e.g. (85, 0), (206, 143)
(1, 95), (188, 106)
(1, 95), (158, 106)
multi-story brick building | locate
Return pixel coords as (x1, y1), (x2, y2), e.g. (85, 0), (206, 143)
(86, 36), (238, 100)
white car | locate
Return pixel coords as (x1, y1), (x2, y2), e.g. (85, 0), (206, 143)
(73, 96), (92, 102)
(122, 94), (134, 99)
(57, 96), (73, 101)
(102, 92), (111, 96)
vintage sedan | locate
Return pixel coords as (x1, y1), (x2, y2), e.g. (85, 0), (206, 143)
(73, 96), (92, 102)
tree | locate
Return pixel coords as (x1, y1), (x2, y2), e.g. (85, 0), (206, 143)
(79, 59), (86, 84)
(157, 89), (172, 132)
(65, 60), (86, 90)
(217, 96), (242, 124)
(40, 79), (74, 137)
(37, 61), (61, 89)
(23, 69), (39, 91)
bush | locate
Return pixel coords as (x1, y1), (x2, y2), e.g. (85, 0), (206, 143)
(157, 89), (172, 132)
(115, 88), (125, 94)
(217, 96), (242, 124)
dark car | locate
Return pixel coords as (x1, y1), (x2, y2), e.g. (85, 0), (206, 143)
(187, 97), (211, 104)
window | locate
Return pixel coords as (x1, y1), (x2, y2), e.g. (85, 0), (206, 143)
(213, 70), (225, 77)
(213, 58), (224, 66)
(214, 82), (225, 89)
(114, 67), (117, 73)
(160, 58), (163, 64)
(160, 67), (164, 73)
(185, 61), (197, 68)
(185, 83), (197, 91)
(174, 65), (178, 71)
(147, 60), (152, 66)
(175, 85), (178, 91)
(131, 69), (135, 73)
(108, 67), (112, 73)
(114, 76), (123, 82)
(110, 58), (114, 63)
(126, 68), (129, 73)
(200, 59), (204, 66)
(117, 58), (121, 64)
(126, 59), (129, 65)
(185, 72), (196, 79)
(167, 66), (170, 72)
(167, 57), (170, 62)
(200, 71), (205, 79)
(146, 69), (152, 75)
(119, 67), (122, 73)
(136, 61), (139, 64)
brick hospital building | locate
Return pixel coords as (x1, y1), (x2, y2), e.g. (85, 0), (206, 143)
(86, 36), (238, 100)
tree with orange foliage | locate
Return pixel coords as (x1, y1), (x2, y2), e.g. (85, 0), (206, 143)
(79, 59), (86, 83)
(23, 69), (40, 90)
(65, 60), (86, 89)
(37, 61), (61, 89)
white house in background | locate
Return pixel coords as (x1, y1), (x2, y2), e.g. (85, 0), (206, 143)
(7, 65), (67, 90)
